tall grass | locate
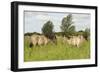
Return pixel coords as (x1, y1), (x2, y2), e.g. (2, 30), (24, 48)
(24, 36), (90, 62)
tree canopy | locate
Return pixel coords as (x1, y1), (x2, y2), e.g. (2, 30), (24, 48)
(60, 14), (75, 37)
(42, 21), (54, 38)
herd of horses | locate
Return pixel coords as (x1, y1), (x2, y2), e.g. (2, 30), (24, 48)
(29, 34), (57, 48)
(25, 34), (86, 48)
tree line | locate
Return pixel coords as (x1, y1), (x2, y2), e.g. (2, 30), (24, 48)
(25, 14), (90, 40)
(42, 14), (90, 40)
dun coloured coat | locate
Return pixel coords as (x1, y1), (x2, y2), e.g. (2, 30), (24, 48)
(29, 35), (49, 47)
(63, 35), (84, 47)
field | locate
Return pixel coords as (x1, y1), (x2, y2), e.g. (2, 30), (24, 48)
(24, 36), (90, 62)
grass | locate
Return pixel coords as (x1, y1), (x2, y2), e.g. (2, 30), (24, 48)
(24, 36), (90, 62)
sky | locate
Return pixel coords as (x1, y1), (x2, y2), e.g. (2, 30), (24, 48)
(24, 11), (91, 33)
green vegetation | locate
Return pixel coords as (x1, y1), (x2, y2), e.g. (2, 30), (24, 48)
(83, 28), (90, 40)
(42, 21), (54, 38)
(24, 36), (90, 62)
(60, 14), (75, 37)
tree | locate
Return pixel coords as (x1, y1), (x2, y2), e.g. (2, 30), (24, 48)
(83, 28), (90, 40)
(76, 30), (84, 36)
(42, 21), (54, 38)
(60, 14), (75, 37)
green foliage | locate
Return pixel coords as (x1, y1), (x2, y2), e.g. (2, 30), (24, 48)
(60, 14), (75, 37)
(42, 21), (54, 37)
(74, 30), (84, 36)
(24, 32), (41, 36)
(55, 32), (63, 36)
(83, 28), (90, 40)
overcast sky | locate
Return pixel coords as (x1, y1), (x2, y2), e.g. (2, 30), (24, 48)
(24, 11), (91, 33)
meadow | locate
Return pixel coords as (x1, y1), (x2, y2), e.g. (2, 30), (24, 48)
(24, 36), (90, 62)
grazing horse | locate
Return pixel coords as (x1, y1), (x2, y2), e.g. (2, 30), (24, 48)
(29, 34), (50, 48)
(38, 35), (49, 46)
(29, 34), (39, 48)
(63, 35), (84, 48)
